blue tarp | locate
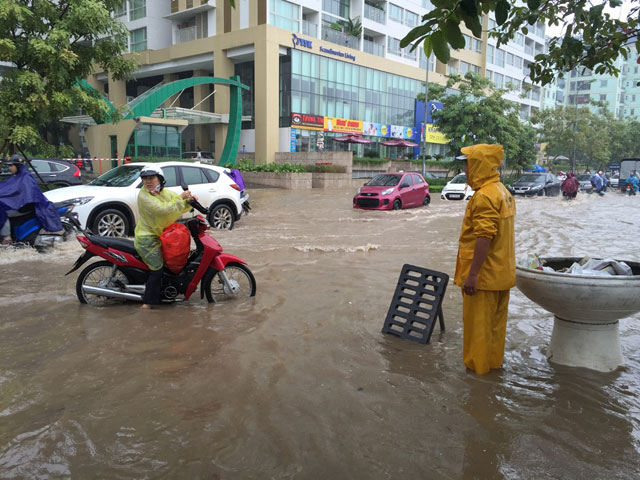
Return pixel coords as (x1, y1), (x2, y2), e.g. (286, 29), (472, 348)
(0, 163), (62, 232)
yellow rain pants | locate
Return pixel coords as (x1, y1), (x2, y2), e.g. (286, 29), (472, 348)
(134, 188), (191, 271)
(462, 289), (510, 374)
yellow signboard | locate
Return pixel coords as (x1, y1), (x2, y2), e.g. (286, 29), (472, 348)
(324, 116), (363, 134)
(425, 124), (449, 144)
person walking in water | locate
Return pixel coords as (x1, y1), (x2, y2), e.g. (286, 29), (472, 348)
(454, 144), (516, 374)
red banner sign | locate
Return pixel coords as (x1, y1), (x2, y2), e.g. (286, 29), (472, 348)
(291, 113), (325, 131)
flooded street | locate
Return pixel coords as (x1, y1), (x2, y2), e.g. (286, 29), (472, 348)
(1, 188), (639, 479)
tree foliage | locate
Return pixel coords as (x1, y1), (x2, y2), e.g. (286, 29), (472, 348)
(533, 103), (640, 171)
(0, 0), (137, 152)
(421, 73), (537, 172)
(401, 0), (640, 85)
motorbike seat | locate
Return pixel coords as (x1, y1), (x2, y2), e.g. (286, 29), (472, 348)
(87, 234), (139, 256)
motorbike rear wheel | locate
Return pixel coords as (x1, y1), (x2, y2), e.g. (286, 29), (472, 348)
(76, 261), (131, 305)
(203, 262), (256, 303)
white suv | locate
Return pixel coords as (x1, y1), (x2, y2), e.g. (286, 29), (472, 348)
(441, 173), (474, 201)
(44, 162), (249, 237)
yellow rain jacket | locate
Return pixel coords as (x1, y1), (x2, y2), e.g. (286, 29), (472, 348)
(134, 188), (192, 271)
(453, 144), (516, 290)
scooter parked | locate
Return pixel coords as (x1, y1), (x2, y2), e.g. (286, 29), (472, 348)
(66, 193), (256, 305)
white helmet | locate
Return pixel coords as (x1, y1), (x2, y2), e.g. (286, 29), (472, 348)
(139, 166), (165, 187)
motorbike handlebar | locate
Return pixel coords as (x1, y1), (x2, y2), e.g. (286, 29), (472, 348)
(181, 182), (209, 215)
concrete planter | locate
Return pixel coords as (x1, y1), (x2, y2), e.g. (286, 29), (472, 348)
(242, 171), (312, 189)
(312, 172), (352, 188)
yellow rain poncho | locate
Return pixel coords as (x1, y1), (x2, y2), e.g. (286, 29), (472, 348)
(134, 188), (192, 271)
(453, 144), (516, 374)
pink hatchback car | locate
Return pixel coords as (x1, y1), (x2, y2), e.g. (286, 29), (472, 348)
(353, 172), (431, 210)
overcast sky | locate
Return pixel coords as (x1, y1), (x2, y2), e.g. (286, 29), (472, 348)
(546, 0), (635, 37)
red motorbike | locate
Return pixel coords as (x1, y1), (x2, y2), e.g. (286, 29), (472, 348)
(66, 193), (256, 305)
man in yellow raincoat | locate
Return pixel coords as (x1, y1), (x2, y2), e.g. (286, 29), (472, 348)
(453, 144), (516, 374)
(135, 166), (194, 309)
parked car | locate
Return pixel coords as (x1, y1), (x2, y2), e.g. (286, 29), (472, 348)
(1, 158), (81, 187)
(507, 173), (562, 196)
(44, 162), (248, 237)
(576, 174), (593, 192)
(353, 172), (430, 210)
(182, 151), (214, 162)
(441, 173), (474, 201)
(610, 172), (619, 189)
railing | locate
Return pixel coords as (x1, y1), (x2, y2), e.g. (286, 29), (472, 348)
(403, 47), (416, 60)
(364, 4), (386, 24)
(176, 26), (197, 44)
(387, 44), (402, 56)
(363, 39), (384, 57)
(322, 28), (359, 49)
(302, 20), (317, 37)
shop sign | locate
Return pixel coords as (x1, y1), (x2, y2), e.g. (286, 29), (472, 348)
(324, 116), (363, 134)
(421, 123), (449, 144)
(391, 125), (415, 140)
(319, 46), (356, 62)
(316, 131), (325, 151)
(291, 112), (325, 130)
(363, 122), (390, 137)
(292, 34), (313, 50)
(290, 129), (297, 152)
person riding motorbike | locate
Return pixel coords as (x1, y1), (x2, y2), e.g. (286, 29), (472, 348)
(134, 166), (195, 309)
(561, 172), (579, 199)
(626, 170), (639, 195)
(1, 154), (63, 244)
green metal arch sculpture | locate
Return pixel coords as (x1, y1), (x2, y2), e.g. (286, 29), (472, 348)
(79, 76), (249, 166)
(125, 76), (249, 166)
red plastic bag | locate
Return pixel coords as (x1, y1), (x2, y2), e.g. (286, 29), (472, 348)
(160, 222), (191, 274)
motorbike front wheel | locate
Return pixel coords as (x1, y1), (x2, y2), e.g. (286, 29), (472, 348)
(203, 262), (256, 303)
(76, 261), (131, 305)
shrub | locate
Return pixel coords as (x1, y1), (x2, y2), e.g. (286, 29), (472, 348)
(353, 156), (388, 165)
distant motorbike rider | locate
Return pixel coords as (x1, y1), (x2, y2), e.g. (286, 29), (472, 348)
(1, 154), (62, 244)
(561, 172), (579, 199)
(598, 170), (608, 192)
(134, 166), (195, 309)
(590, 172), (604, 195)
(626, 170), (639, 194)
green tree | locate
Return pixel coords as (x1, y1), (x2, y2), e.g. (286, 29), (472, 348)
(0, 0), (136, 153)
(401, 0), (640, 85)
(421, 73), (536, 172)
(532, 105), (611, 171)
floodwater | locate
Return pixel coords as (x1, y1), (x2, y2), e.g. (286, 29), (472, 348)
(1, 188), (639, 479)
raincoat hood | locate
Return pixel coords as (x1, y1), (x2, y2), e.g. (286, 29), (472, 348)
(461, 144), (504, 190)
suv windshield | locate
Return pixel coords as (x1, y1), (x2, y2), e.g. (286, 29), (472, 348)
(516, 174), (545, 183)
(450, 174), (466, 184)
(90, 165), (144, 187)
(368, 174), (402, 186)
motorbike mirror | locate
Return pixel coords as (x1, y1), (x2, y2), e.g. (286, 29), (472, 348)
(181, 182), (189, 191)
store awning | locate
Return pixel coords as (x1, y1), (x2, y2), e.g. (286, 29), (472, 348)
(150, 107), (252, 125)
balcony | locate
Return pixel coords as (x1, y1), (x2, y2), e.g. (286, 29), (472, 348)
(363, 39), (384, 57)
(302, 20), (317, 37)
(176, 26), (197, 44)
(322, 28), (359, 49)
(364, 4), (386, 24)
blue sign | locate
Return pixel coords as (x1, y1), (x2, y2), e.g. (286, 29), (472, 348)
(292, 34), (312, 50)
(426, 101), (443, 124)
(290, 129), (297, 152)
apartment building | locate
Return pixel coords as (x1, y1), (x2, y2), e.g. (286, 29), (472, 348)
(82, 0), (546, 162)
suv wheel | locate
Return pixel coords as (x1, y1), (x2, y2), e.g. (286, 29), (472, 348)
(92, 208), (129, 237)
(208, 204), (235, 230)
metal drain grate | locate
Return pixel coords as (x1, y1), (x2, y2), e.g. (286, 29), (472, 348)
(381, 264), (448, 344)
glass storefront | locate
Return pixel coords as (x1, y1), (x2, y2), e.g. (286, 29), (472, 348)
(288, 49), (422, 128)
(125, 124), (181, 158)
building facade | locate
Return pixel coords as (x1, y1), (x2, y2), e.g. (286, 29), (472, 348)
(83, 0), (546, 162)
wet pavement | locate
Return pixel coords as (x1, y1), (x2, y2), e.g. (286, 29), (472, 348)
(1, 189), (639, 479)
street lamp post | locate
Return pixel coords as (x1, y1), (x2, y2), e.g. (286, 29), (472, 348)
(422, 57), (430, 177)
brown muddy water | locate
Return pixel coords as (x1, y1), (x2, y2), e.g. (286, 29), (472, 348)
(1, 189), (639, 479)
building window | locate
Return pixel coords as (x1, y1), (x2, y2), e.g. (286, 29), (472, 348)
(600, 94), (607, 101)
(447, 61), (458, 75)
(514, 32), (524, 46)
(488, 18), (496, 30)
(487, 45), (494, 64)
(569, 81), (576, 91)
(387, 37), (401, 56)
(270, 0), (300, 32)
(473, 38), (482, 52)
(471, 64), (480, 74)
(632, 109), (636, 115)
(495, 48), (504, 67)
(494, 72), (503, 88)
(600, 79), (608, 87)
(389, 4), (403, 23)
(130, 0), (146, 21)
(506, 52), (514, 66)
(323, 0), (349, 19)
(405, 10), (418, 27)
(129, 27), (147, 52)
(114, 1), (126, 18)
(460, 61), (469, 74)
(463, 34), (471, 49)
